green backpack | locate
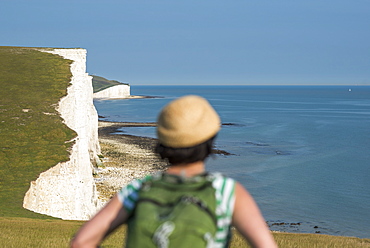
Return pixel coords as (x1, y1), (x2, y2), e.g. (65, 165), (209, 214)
(125, 173), (219, 248)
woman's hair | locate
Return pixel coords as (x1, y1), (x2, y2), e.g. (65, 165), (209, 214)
(155, 136), (216, 165)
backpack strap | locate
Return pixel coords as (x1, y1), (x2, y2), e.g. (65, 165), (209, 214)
(145, 172), (213, 190)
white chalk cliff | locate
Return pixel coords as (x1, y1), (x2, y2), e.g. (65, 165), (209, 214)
(93, 84), (130, 99)
(23, 48), (102, 220)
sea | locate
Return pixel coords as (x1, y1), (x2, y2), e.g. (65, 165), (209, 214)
(93, 85), (370, 238)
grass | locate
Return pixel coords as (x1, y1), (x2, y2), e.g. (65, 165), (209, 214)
(0, 217), (369, 248)
(0, 46), (76, 218)
(92, 75), (129, 93)
(270, 232), (370, 248)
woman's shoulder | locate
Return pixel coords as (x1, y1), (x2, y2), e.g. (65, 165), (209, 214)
(206, 172), (236, 198)
(117, 174), (154, 199)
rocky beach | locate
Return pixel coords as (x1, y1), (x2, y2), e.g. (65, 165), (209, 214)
(94, 121), (168, 202)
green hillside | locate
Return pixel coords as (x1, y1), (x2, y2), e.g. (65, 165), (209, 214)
(0, 46), (76, 218)
(92, 75), (129, 93)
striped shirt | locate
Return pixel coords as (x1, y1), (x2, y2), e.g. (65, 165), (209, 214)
(117, 172), (236, 248)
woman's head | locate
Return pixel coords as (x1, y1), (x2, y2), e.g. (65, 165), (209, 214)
(156, 95), (221, 164)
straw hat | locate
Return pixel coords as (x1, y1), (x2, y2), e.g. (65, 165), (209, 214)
(157, 95), (221, 148)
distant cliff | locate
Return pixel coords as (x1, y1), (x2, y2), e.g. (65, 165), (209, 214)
(23, 48), (102, 220)
(93, 85), (130, 99)
(93, 75), (130, 99)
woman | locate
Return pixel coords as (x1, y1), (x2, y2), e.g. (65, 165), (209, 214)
(71, 95), (277, 248)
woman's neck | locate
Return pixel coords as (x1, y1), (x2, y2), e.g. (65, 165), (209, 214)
(166, 161), (205, 177)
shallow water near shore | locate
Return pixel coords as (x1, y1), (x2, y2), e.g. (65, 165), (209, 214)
(94, 85), (370, 238)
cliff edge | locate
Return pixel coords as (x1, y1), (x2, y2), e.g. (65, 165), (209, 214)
(92, 75), (130, 99)
(93, 84), (130, 99)
(23, 48), (102, 220)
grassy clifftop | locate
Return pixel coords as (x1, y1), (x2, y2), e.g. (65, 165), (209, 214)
(0, 46), (76, 218)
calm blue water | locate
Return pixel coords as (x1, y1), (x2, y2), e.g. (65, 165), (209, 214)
(94, 86), (370, 238)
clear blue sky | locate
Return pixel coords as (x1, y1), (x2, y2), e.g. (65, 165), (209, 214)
(1, 0), (369, 85)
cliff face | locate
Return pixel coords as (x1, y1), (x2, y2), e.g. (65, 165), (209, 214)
(23, 49), (102, 220)
(93, 84), (130, 99)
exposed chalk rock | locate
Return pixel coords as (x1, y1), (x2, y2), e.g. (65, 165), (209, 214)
(93, 84), (130, 99)
(23, 48), (102, 220)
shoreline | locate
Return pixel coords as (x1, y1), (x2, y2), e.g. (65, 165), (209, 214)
(94, 95), (162, 100)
